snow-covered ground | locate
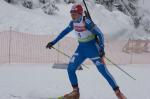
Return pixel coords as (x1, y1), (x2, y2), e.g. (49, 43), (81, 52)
(0, 0), (150, 99)
(0, 64), (150, 99)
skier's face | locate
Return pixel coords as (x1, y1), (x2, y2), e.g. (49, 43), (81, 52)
(70, 13), (81, 21)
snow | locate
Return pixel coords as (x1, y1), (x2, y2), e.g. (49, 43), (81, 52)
(0, 64), (150, 99)
(0, 0), (150, 40)
(91, 4), (133, 40)
(138, 0), (150, 11)
(0, 0), (72, 36)
(0, 0), (132, 39)
(0, 0), (150, 99)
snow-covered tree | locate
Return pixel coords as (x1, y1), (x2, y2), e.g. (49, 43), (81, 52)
(55, 0), (61, 3)
(112, 0), (139, 27)
(64, 0), (75, 4)
(22, 0), (33, 9)
(141, 16), (150, 33)
(42, 0), (59, 15)
(4, 0), (13, 3)
(39, 0), (49, 4)
(95, 0), (101, 4)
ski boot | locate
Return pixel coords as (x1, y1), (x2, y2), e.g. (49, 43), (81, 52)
(115, 89), (127, 99)
(63, 88), (80, 99)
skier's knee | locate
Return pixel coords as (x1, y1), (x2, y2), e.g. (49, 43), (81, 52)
(67, 64), (76, 74)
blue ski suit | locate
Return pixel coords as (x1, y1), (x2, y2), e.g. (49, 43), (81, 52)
(51, 16), (118, 91)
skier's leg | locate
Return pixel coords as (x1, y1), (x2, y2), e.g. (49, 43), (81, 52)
(85, 44), (126, 98)
(91, 57), (118, 90)
(84, 44), (118, 90)
(64, 46), (86, 99)
(67, 48), (86, 87)
(91, 57), (126, 99)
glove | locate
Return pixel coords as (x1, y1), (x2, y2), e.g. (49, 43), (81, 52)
(99, 47), (105, 58)
(46, 42), (54, 49)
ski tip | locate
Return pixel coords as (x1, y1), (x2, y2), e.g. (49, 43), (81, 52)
(48, 96), (64, 99)
(58, 96), (64, 99)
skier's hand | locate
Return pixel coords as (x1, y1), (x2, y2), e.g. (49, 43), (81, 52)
(99, 47), (105, 58)
(46, 42), (54, 49)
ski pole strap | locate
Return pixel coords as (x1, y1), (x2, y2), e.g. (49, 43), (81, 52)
(52, 46), (89, 69)
(104, 56), (136, 80)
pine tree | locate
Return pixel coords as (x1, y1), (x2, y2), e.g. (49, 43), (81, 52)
(42, 0), (59, 15)
(22, 0), (33, 9)
(4, 0), (13, 3)
(39, 0), (48, 4)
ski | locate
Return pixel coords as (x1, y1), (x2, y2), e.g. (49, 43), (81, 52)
(49, 96), (64, 99)
(9, 94), (51, 99)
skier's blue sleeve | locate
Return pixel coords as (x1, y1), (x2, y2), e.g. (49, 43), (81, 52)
(85, 18), (104, 48)
(51, 21), (74, 45)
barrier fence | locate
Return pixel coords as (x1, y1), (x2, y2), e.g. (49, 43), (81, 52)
(0, 30), (150, 65)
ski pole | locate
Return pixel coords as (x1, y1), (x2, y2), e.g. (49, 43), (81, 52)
(52, 46), (89, 69)
(104, 56), (136, 80)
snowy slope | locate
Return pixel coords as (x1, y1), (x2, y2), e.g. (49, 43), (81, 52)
(138, 0), (150, 11)
(0, 64), (150, 99)
(133, 0), (150, 40)
(0, 0), (133, 40)
(0, 0), (150, 40)
(0, 0), (72, 35)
